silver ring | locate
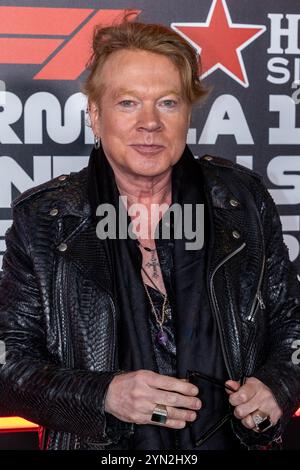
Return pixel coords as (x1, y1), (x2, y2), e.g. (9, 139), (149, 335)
(151, 404), (168, 424)
(252, 409), (273, 432)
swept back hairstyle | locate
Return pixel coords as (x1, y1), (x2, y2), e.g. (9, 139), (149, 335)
(82, 14), (208, 106)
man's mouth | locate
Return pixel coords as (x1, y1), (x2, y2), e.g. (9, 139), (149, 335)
(130, 144), (165, 155)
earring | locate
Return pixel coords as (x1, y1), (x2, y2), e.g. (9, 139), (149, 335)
(94, 136), (100, 149)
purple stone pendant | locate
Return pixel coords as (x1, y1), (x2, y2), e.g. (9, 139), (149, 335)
(156, 329), (168, 346)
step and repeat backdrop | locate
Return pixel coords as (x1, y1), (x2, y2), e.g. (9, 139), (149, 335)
(0, 0), (299, 279)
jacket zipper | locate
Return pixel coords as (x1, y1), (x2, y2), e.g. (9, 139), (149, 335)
(209, 242), (246, 379)
(246, 254), (266, 322)
(108, 295), (117, 369)
(242, 254), (266, 378)
(60, 261), (74, 450)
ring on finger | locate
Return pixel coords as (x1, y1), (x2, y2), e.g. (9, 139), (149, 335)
(151, 404), (168, 424)
(251, 409), (273, 432)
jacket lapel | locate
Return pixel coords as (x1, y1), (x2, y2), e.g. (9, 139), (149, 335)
(59, 217), (115, 299)
(51, 166), (115, 299)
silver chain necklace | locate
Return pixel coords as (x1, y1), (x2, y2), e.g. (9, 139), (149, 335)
(138, 241), (170, 346)
(143, 281), (169, 346)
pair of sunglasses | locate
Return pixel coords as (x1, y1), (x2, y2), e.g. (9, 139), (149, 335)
(187, 370), (241, 447)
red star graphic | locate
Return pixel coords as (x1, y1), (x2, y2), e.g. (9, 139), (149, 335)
(171, 0), (266, 87)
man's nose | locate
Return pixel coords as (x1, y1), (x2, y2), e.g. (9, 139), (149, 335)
(137, 105), (162, 132)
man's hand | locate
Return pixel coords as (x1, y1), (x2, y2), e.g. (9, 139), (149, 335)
(225, 377), (282, 431)
(104, 370), (202, 429)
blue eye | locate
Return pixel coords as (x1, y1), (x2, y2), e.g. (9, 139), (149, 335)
(119, 100), (135, 107)
(161, 100), (177, 107)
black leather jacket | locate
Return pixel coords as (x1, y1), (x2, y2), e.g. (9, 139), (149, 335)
(0, 154), (300, 450)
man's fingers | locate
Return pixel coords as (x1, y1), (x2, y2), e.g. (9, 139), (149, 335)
(229, 382), (256, 406)
(229, 391), (248, 406)
(154, 418), (186, 430)
(148, 371), (199, 396)
(152, 390), (202, 411)
(234, 396), (260, 419)
(164, 406), (197, 423)
(225, 380), (240, 395)
(240, 407), (281, 431)
(150, 405), (198, 429)
(225, 376), (283, 432)
(241, 415), (256, 430)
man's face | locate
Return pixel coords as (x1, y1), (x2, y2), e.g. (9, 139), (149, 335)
(90, 49), (192, 179)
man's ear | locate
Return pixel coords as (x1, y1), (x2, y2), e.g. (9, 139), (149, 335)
(89, 101), (101, 137)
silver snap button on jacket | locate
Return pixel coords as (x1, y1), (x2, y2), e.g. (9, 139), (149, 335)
(229, 199), (239, 207)
(58, 242), (68, 252)
(49, 208), (59, 217)
(58, 175), (67, 181)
